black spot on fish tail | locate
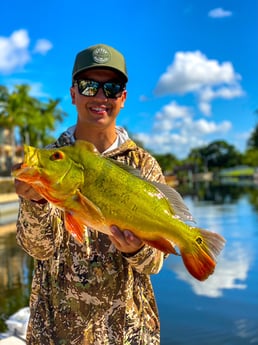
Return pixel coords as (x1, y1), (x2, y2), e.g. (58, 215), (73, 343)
(180, 228), (226, 281)
(196, 237), (203, 245)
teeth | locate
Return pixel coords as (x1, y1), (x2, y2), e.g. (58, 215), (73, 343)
(92, 107), (106, 111)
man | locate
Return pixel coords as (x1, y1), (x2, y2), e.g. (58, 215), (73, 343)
(15, 44), (166, 345)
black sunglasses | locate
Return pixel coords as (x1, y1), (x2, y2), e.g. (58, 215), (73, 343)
(74, 79), (126, 99)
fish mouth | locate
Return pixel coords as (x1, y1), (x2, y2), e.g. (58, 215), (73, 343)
(12, 146), (42, 181)
(13, 164), (49, 196)
(12, 146), (51, 196)
(12, 162), (38, 180)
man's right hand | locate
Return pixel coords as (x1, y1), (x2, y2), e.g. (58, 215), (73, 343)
(12, 163), (45, 202)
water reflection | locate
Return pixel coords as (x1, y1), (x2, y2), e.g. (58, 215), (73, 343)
(168, 189), (256, 298)
(0, 230), (33, 332)
(152, 184), (258, 345)
(170, 242), (251, 298)
(235, 318), (258, 343)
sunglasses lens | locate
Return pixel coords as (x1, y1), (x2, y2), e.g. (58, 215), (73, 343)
(103, 82), (123, 98)
(76, 80), (124, 98)
(77, 80), (99, 96)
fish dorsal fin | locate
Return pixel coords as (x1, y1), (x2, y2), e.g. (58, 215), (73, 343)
(108, 158), (194, 222)
(75, 140), (100, 154)
(150, 181), (195, 223)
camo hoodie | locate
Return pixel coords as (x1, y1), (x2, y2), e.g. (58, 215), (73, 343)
(16, 127), (166, 345)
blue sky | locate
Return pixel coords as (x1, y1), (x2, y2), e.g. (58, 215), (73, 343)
(0, 0), (257, 158)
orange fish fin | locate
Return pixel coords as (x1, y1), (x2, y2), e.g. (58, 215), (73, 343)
(180, 229), (226, 281)
(64, 212), (85, 243)
(144, 238), (179, 255)
(75, 190), (105, 226)
(64, 191), (106, 243)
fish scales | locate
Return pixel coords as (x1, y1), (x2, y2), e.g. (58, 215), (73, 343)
(83, 161), (172, 236)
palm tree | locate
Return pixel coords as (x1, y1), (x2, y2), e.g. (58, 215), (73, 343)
(0, 83), (67, 173)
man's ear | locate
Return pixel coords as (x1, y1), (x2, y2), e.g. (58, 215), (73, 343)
(120, 90), (127, 109)
(70, 86), (76, 104)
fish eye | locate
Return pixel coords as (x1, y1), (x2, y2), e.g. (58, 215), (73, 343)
(50, 151), (64, 161)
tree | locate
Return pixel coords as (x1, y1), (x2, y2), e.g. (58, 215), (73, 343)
(188, 140), (242, 172)
(18, 98), (66, 147)
(154, 153), (179, 173)
(0, 85), (31, 165)
(247, 126), (258, 150)
(0, 84), (67, 148)
(246, 108), (258, 150)
(242, 149), (258, 167)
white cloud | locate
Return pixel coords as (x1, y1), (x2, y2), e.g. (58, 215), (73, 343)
(154, 51), (244, 115)
(0, 29), (30, 74)
(135, 101), (232, 157)
(155, 51), (239, 95)
(154, 101), (192, 131)
(199, 85), (245, 115)
(208, 8), (233, 18)
(10, 29), (30, 48)
(33, 39), (53, 55)
(0, 29), (53, 74)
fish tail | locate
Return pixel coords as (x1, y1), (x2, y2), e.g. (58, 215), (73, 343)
(180, 228), (225, 281)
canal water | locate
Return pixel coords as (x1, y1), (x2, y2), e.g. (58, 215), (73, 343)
(0, 184), (258, 344)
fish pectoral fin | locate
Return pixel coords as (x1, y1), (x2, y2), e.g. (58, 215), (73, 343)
(75, 190), (105, 226)
(64, 212), (85, 243)
(144, 238), (179, 255)
(64, 191), (106, 243)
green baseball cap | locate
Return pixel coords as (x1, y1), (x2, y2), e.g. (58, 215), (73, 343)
(72, 44), (128, 83)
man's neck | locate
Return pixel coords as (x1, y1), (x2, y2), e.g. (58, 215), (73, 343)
(74, 126), (117, 153)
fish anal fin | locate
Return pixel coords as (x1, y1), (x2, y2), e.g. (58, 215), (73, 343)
(180, 229), (226, 281)
(144, 238), (179, 255)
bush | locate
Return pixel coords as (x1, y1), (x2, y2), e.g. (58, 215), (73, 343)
(0, 178), (15, 194)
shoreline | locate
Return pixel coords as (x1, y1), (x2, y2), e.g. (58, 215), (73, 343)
(0, 193), (18, 234)
(0, 193), (18, 203)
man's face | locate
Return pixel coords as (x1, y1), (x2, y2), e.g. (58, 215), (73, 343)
(70, 69), (127, 130)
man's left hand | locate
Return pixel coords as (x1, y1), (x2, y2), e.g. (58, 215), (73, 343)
(109, 225), (144, 255)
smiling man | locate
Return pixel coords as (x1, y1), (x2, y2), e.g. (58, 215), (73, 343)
(15, 43), (166, 345)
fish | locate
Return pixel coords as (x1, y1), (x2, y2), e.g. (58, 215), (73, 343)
(12, 140), (225, 281)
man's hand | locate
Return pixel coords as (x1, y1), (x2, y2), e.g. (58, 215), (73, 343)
(12, 163), (44, 202)
(109, 225), (144, 255)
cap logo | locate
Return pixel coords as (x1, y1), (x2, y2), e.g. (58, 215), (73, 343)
(92, 47), (111, 64)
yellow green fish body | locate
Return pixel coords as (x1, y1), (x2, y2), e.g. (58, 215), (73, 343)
(13, 140), (225, 281)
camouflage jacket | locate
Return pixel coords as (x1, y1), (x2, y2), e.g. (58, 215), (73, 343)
(16, 129), (166, 345)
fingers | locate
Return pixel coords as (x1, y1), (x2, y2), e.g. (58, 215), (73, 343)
(12, 163), (23, 172)
(109, 225), (144, 254)
(12, 163), (45, 202)
(14, 179), (44, 202)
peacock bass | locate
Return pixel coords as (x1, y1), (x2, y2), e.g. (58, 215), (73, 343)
(12, 140), (225, 281)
